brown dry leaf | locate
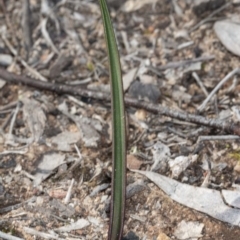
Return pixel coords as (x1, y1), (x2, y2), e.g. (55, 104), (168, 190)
(234, 162), (240, 173)
(127, 154), (143, 170)
(157, 232), (171, 240)
(48, 189), (67, 199)
(135, 109), (147, 121)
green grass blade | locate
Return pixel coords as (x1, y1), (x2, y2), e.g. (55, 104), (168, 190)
(98, 0), (126, 239)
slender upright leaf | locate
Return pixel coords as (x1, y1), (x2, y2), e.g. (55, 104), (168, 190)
(98, 0), (126, 239)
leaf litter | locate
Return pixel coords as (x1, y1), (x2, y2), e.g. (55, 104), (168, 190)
(132, 170), (240, 227)
(1, 0), (240, 239)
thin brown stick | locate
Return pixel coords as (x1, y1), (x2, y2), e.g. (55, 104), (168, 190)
(189, 2), (231, 32)
(0, 68), (239, 136)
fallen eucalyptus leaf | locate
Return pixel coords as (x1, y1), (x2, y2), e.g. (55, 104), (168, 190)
(222, 189), (240, 209)
(132, 170), (240, 226)
(214, 20), (240, 57)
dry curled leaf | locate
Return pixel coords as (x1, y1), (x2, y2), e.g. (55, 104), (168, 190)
(127, 154), (143, 170)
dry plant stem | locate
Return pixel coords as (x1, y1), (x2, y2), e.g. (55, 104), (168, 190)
(0, 109), (14, 114)
(201, 171), (211, 188)
(177, 41), (194, 50)
(1, 68), (240, 136)
(41, 0), (60, 34)
(64, 178), (74, 204)
(1, 36), (47, 81)
(0, 0), (14, 35)
(0, 100), (17, 111)
(0, 231), (24, 240)
(227, 76), (238, 93)
(192, 71), (208, 97)
(41, 17), (59, 54)
(0, 149), (27, 156)
(23, 227), (59, 240)
(0, 196), (36, 214)
(197, 68), (240, 112)
(197, 135), (240, 142)
(8, 102), (20, 135)
(189, 2), (231, 32)
(147, 55), (215, 72)
(0, 110), (14, 131)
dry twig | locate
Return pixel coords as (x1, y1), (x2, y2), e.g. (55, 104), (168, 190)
(147, 55), (215, 72)
(0, 231), (23, 240)
(1, 36), (47, 81)
(190, 2), (231, 32)
(197, 68), (240, 112)
(0, 68), (240, 135)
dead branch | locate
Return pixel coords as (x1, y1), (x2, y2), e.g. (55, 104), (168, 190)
(0, 68), (239, 136)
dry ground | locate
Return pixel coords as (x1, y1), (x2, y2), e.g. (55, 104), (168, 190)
(1, 0), (240, 239)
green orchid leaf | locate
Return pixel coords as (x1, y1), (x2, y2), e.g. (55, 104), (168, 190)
(98, 0), (126, 239)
